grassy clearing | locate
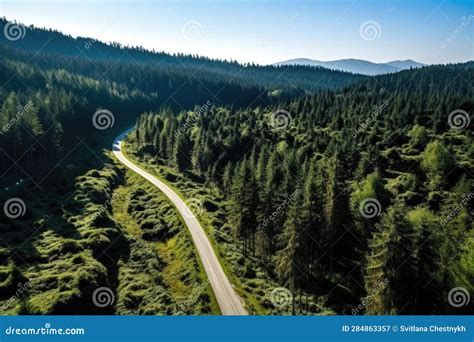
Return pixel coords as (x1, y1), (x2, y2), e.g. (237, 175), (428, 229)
(0, 150), (218, 315)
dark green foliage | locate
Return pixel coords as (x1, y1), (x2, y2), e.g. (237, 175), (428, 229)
(0, 18), (360, 185)
(0, 18), (472, 315)
(133, 61), (473, 314)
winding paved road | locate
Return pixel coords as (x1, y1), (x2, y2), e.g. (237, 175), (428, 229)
(113, 128), (247, 315)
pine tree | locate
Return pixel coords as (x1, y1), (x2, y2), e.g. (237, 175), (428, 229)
(323, 152), (351, 274)
(365, 200), (418, 314)
(173, 134), (192, 172)
(230, 158), (259, 255)
(276, 180), (307, 314)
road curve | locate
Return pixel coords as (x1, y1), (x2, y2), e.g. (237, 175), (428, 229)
(112, 128), (247, 315)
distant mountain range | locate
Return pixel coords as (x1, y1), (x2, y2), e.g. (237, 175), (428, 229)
(273, 58), (426, 75)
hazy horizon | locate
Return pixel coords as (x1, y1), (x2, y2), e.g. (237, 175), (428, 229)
(0, 0), (472, 65)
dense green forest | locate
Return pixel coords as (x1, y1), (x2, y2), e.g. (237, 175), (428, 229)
(0, 19), (360, 315)
(0, 16), (363, 182)
(130, 62), (473, 314)
(0, 18), (472, 315)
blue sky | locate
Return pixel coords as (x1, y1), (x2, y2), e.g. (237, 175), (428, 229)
(0, 0), (472, 65)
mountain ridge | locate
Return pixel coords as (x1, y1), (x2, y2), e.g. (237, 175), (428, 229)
(273, 58), (426, 75)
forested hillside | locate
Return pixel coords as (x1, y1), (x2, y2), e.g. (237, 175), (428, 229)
(0, 47), (160, 180)
(0, 17), (364, 183)
(130, 62), (473, 314)
(0, 18), (364, 94)
(0, 18), (364, 315)
(0, 17), (472, 316)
